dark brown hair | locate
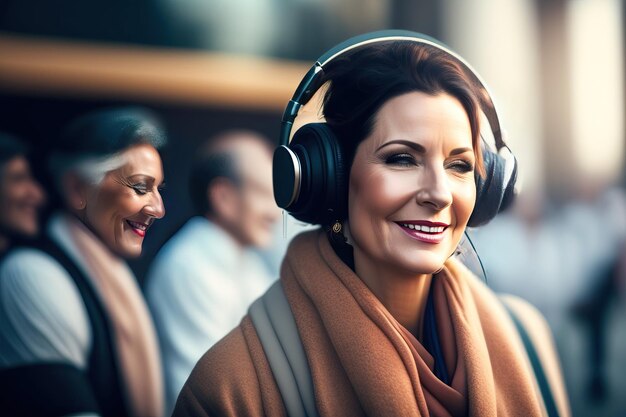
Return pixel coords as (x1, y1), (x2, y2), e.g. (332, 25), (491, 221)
(322, 40), (485, 177)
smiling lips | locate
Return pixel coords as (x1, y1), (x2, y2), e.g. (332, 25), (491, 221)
(396, 221), (449, 244)
(126, 220), (150, 238)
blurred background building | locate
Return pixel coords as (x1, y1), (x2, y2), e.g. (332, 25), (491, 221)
(1, 1), (624, 416)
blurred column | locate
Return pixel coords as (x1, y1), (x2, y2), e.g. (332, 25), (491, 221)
(623, 1), (626, 187)
(441, 0), (545, 194)
(536, 0), (574, 200)
(621, 2), (626, 186)
(565, 0), (624, 190)
(535, 0), (624, 198)
(567, 0), (624, 190)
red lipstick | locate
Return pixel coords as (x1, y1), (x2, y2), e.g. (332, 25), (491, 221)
(394, 220), (449, 244)
(126, 220), (149, 238)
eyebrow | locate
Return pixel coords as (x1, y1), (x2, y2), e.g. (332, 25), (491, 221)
(127, 174), (155, 182)
(127, 174), (165, 186)
(377, 140), (425, 153)
(449, 147), (473, 156)
(377, 140), (473, 157)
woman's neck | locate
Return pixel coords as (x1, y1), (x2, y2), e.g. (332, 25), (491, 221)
(353, 249), (432, 337)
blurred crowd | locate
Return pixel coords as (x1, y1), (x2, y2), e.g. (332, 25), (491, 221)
(0, 108), (287, 416)
(470, 187), (626, 417)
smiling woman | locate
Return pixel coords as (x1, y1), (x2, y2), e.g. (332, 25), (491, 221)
(173, 33), (570, 417)
(49, 110), (166, 259)
(0, 107), (167, 417)
(346, 92), (477, 335)
(73, 143), (166, 257)
(0, 132), (45, 253)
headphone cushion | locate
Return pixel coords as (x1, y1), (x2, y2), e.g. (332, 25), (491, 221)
(287, 123), (347, 225)
(469, 148), (508, 227)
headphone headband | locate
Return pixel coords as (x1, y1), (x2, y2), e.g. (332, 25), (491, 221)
(275, 30), (519, 227)
(280, 30), (505, 152)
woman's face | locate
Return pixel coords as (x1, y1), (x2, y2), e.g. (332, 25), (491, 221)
(0, 156), (45, 239)
(347, 92), (476, 276)
(82, 144), (165, 258)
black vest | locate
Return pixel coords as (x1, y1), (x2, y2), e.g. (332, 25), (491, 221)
(0, 236), (129, 417)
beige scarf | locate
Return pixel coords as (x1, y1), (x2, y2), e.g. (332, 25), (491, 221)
(280, 230), (546, 416)
(64, 215), (163, 417)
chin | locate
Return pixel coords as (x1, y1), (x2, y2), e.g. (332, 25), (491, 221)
(245, 230), (273, 249)
(23, 222), (39, 237)
(113, 242), (143, 259)
(14, 226), (38, 238)
(11, 218), (38, 237)
(255, 236), (273, 249)
(394, 252), (448, 275)
(124, 247), (143, 259)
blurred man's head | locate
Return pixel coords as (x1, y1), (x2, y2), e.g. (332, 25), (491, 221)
(0, 133), (45, 250)
(189, 131), (280, 248)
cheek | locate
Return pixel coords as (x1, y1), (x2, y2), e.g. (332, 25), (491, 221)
(251, 196), (270, 218)
(4, 186), (22, 205)
(349, 167), (414, 223)
(87, 188), (138, 230)
(452, 181), (476, 226)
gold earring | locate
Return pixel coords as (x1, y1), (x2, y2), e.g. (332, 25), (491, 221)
(332, 221), (342, 234)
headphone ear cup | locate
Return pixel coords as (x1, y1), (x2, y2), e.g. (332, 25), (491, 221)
(284, 123), (347, 225)
(468, 147), (517, 227)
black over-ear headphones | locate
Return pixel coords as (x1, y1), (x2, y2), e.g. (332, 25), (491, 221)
(273, 30), (518, 227)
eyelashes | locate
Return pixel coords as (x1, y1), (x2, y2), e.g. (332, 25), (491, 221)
(382, 152), (474, 173)
(130, 184), (148, 195)
(128, 182), (166, 196)
(384, 153), (416, 167)
(446, 160), (474, 173)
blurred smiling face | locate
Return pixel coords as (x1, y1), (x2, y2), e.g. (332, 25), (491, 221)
(80, 144), (165, 258)
(0, 156), (45, 238)
(347, 92), (477, 276)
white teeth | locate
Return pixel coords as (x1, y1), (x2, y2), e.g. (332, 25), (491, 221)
(401, 224), (445, 233)
(128, 221), (147, 231)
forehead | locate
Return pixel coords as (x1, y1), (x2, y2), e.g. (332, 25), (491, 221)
(368, 91), (472, 149)
(116, 144), (163, 178)
(1, 156), (29, 176)
(233, 140), (273, 177)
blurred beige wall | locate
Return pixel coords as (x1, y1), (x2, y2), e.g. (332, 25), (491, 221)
(567, 0), (624, 186)
(441, 0), (625, 198)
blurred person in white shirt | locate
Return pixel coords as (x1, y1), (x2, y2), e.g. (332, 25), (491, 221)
(145, 130), (280, 414)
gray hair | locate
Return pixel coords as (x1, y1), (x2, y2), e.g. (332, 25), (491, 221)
(49, 106), (166, 197)
(49, 152), (127, 188)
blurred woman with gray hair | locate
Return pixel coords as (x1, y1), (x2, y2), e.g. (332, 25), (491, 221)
(0, 107), (167, 417)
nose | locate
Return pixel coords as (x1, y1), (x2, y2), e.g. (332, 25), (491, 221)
(415, 165), (452, 211)
(144, 190), (165, 219)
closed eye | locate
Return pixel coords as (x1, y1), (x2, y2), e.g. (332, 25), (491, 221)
(131, 184), (148, 195)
